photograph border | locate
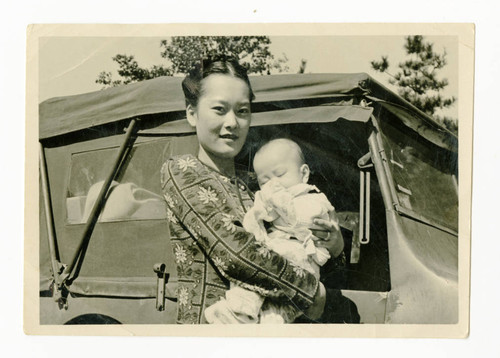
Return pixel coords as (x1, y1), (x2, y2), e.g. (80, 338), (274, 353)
(24, 23), (474, 337)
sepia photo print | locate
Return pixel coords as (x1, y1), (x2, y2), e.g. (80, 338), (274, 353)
(25, 24), (474, 337)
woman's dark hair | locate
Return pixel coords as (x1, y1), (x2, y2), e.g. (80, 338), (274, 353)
(181, 58), (255, 107)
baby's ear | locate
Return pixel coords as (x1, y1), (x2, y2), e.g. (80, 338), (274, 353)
(186, 104), (197, 127)
(300, 164), (310, 183)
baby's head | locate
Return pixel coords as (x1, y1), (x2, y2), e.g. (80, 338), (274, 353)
(253, 138), (310, 189)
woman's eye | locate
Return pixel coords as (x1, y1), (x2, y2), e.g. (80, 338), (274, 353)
(238, 107), (250, 115)
(212, 106), (226, 114)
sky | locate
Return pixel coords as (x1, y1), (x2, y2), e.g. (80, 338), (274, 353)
(39, 35), (458, 118)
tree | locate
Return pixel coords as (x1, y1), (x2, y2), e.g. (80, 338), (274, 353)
(96, 36), (288, 88)
(371, 36), (457, 134)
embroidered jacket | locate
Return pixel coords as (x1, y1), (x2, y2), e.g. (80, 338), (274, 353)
(160, 154), (319, 324)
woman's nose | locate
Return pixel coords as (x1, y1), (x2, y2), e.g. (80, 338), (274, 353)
(223, 111), (238, 129)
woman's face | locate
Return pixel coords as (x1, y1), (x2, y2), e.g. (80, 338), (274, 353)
(187, 74), (252, 160)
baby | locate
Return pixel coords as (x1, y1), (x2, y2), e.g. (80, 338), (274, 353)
(205, 138), (339, 324)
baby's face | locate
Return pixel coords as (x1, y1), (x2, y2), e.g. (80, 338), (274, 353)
(253, 144), (308, 189)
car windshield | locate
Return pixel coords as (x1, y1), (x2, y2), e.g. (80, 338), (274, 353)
(379, 118), (458, 232)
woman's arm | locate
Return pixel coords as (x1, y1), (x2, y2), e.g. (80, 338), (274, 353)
(161, 155), (320, 312)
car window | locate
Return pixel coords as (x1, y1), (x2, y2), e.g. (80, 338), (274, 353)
(66, 140), (170, 224)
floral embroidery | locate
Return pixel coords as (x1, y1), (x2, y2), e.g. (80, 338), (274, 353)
(166, 208), (178, 223)
(221, 213), (237, 233)
(292, 264), (306, 278)
(174, 244), (187, 264)
(213, 257), (228, 271)
(162, 155), (318, 323)
(178, 286), (189, 306)
(163, 193), (175, 208)
(257, 245), (272, 259)
(197, 186), (218, 205)
(186, 224), (204, 243)
(177, 157), (197, 172)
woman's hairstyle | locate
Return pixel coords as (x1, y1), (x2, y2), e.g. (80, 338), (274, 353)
(181, 58), (255, 107)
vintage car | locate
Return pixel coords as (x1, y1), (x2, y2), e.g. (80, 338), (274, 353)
(39, 73), (458, 324)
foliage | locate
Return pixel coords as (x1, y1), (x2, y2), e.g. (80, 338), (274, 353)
(96, 36), (288, 88)
(159, 36), (288, 75)
(95, 54), (173, 87)
(371, 36), (457, 134)
(434, 115), (458, 134)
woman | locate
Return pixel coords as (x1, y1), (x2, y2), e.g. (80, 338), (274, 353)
(161, 58), (354, 324)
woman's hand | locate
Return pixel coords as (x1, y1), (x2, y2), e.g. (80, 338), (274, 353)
(305, 282), (326, 320)
(310, 215), (344, 258)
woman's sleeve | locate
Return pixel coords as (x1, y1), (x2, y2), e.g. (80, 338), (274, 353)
(161, 156), (319, 311)
(295, 288), (360, 323)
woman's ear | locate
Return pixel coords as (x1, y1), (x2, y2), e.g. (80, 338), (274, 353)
(300, 164), (310, 183)
(186, 104), (197, 127)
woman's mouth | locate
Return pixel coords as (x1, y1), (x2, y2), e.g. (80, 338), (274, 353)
(219, 134), (238, 140)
